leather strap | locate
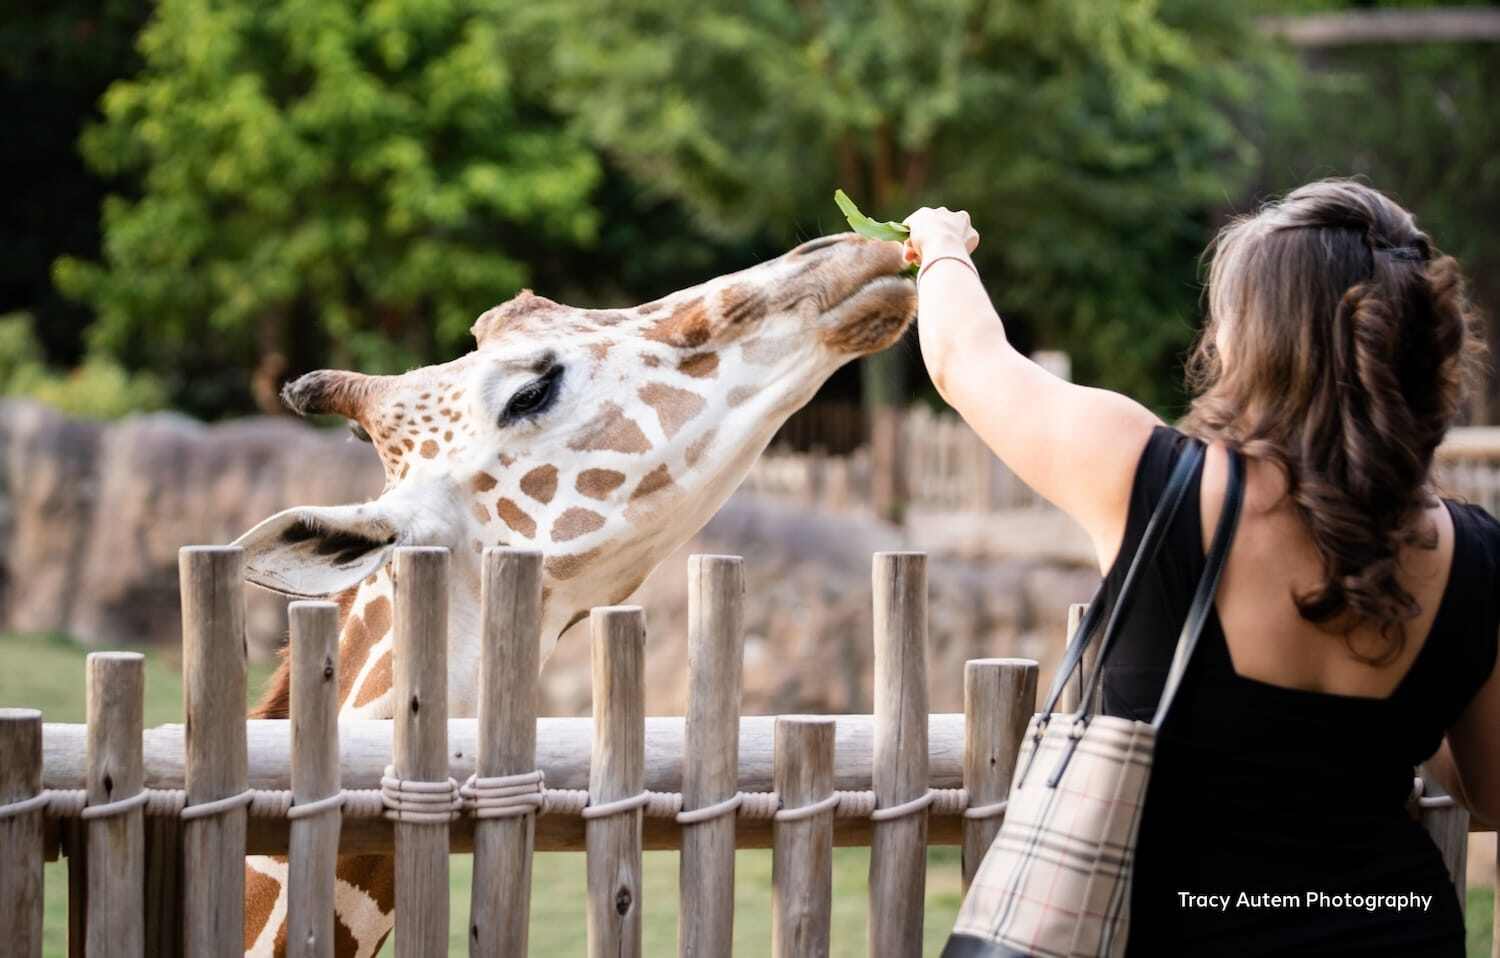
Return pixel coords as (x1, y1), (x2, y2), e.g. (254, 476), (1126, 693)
(1150, 447), (1244, 727)
(1037, 440), (1205, 718)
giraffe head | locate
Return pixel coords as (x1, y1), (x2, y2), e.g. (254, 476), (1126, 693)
(236, 233), (912, 658)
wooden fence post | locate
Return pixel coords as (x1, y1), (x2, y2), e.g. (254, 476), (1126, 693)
(679, 555), (746, 958)
(391, 547), (452, 957)
(772, 716), (835, 958)
(86, 652), (145, 956)
(587, 606), (646, 958)
(0, 708), (45, 958)
(470, 548), (543, 957)
(286, 601), (341, 958)
(1059, 603), (1090, 712)
(961, 659), (1037, 891)
(180, 545), (249, 956)
(869, 552), (929, 957)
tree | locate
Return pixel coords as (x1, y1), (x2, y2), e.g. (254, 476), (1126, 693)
(55, 0), (603, 416)
(1255, 0), (1500, 419)
(510, 0), (1290, 412)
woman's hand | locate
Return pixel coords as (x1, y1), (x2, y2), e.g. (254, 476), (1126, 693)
(902, 206), (980, 266)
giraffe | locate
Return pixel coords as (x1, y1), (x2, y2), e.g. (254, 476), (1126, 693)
(234, 232), (916, 956)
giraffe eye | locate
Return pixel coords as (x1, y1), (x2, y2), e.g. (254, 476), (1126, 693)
(501, 366), (564, 424)
(348, 420), (372, 443)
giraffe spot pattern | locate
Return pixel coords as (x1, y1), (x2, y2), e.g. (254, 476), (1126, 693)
(473, 502), (491, 525)
(685, 428), (717, 468)
(576, 468), (626, 500)
(638, 383), (705, 439)
(471, 472), (498, 493)
(546, 548), (600, 581)
(496, 498), (536, 538)
(244, 863), (281, 949)
(420, 440), (438, 458)
(520, 465), (558, 504)
(678, 352), (719, 378)
(727, 385), (757, 407)
(551, 507), (606, 543)
(567, 402), (651, 454)
(644, 297), (712, 348)
(354, 653), (392, 707)
(718, 283), (766, 326)
(630, 464), (674, 501)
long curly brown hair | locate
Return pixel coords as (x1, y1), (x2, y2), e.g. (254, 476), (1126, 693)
(1182, 179), (1487, 663)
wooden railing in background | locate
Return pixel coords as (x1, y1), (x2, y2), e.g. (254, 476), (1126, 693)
(751, 415), (1500, 519)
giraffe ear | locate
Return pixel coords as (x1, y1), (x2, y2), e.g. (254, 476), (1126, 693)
(234, 504), (400, 598)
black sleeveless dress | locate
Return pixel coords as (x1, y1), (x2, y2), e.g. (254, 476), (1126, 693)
(1101, 427), (1498, 956)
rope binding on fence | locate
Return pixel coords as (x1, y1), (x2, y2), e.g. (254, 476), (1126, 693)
(0, 780), (1462, 823)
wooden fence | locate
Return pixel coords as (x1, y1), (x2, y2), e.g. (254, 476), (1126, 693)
(0, 545), (1491, 956)
(748, 417), (1500, 517)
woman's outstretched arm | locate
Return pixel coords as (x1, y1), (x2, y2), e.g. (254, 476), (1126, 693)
(903, 207), (1161, 570)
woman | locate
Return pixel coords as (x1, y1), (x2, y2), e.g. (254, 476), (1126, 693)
(905, 179), (1498, 956)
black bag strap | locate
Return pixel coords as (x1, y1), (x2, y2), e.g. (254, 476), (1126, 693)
(1036, 439), (1205, 719)
(1149, 446), (1244, 728)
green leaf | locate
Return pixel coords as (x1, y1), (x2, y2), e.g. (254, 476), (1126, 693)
(834, 189), (909, 242)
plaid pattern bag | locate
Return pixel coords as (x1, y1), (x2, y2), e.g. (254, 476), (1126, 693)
(944, 441), (1244, 958)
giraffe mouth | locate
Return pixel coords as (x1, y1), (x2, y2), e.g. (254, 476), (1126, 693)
(819, 273), (917, 355)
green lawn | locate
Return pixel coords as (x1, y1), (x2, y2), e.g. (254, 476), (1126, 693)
(4, 632), (1494, 957)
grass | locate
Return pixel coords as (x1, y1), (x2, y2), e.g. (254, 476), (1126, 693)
(4, 632), (1494, 957)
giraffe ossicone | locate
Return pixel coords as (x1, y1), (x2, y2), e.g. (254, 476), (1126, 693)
(237, 232), (916, 957)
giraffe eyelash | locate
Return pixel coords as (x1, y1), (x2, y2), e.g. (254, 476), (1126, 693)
(499, 365), (565, 425)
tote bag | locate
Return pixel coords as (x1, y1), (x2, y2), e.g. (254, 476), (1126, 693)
(943, 440), (1245, 958)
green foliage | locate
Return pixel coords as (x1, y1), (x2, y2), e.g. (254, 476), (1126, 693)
(54, 0), (602, 416)
(1256, 13), (1500, 385)
(0, 313), (165, 418)
(515, 0), (1289, 409)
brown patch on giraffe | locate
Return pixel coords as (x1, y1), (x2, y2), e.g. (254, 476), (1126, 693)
(719, 283), (767, 326)
(520, 465), (558, 504)
(551, 507), (605, 542)
(644, 297), (712, 348)
(630, 464), (674, 501)
(567, 402), (651, 454)
(444, 430), (453, 442)
(334, 914), (361, 957)
(576, 468), (626, 500)
(354, 652), (392, 707)
(470, 471), (498, 493)
(589, 341), (611, 361)
(642, 354), (660, 368)
(364, 595), (392, 641)
(685, 428), (717, 468)
(336, 616), (372, 704)
(727, 385), (757, 407)
(337, 853), (396, 921)
(678, 352), (719, 378)
(637, 298), (667, 315)
(546, 548), (601, 580)
(626, 464), (679, 523)
(420, 440), (439, 458)
(638, 383), (705, 439)
(472, 502), (491, 525)
(496, 498), (537, 538)
(402, 438), (415, 451)
(498, 451), (515, 467)
(244, 866), (281, 950)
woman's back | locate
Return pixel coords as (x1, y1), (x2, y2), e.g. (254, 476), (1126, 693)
(905, 178), (1500, 955)
(1101, 427), (1498, 957)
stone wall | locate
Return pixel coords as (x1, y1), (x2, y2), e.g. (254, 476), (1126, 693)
(0, 400), (1099, 714)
